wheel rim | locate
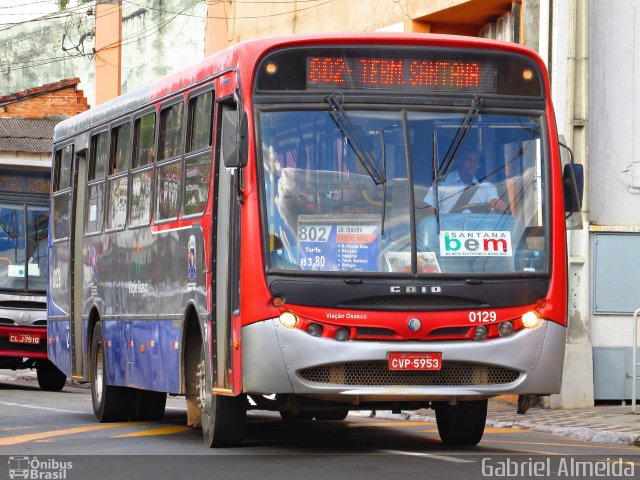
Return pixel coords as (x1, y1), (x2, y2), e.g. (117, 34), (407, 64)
(197, 359), (206, 412)
(95, 344), (103, 402)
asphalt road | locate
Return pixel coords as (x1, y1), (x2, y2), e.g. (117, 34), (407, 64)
(1, 378), (639, 480)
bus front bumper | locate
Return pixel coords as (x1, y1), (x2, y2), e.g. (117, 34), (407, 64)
(242, 318), (566, 399)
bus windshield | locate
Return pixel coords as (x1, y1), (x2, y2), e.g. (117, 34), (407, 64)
(0, 204), (48, 291)
(261, 108), (547, 275)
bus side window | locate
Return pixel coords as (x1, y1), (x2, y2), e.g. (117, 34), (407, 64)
(183, 89), (213, 216)
(133, 112), (156, 169)
(158, 102), (184, 161)
(86, 131), (109, 234)
(156, 101), (185, 221)
(106, 122), (131, 230)
(52, 145), (73, 240)
(130, 112), (156, 227)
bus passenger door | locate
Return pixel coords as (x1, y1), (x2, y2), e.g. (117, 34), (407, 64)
(212, 100), (242, 393)
(70, 149), (87, 378)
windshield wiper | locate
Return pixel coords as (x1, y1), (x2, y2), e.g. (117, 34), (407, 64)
(435, 95), (482, 183)
(325, 92), (386, 185)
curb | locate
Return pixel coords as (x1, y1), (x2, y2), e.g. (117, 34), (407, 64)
(348, 410), (640, 447)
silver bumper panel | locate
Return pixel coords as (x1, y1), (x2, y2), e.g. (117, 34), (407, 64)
(242, 318), (566, 398)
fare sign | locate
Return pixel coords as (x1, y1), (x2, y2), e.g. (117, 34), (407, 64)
(307, 56), (496, 92)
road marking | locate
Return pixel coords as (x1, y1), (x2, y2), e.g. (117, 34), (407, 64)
(0, 422), (151, 446)
(0, 401), (85, 415)
(379, 449), (475, 463)
(113, 425), (193, 438)
(419, 427), (525, 434)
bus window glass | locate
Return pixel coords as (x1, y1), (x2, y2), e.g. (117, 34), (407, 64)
(159, 102), (184, 160)
(0, 205), (48, 291)
(106, 177), (128, 230)
(54, 145), (73, 191)
(52, 194), (70, 240)
(156, 161), (182, 220)
(112, 123), (132, 174)
(134, 113), (156, 168)
(187, 91), (213, 152)
(85, 183), (104, 234)
(130, 169), (153, 226)
(183, 152), (211, 215)
(411, 113), (547, 274)
(89, 132), (109, 181)
(260, 109), (547, 274)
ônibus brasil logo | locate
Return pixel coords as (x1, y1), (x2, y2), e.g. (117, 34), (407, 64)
(440, 231), (512, 257)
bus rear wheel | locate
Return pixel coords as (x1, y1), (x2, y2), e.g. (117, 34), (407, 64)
(36, 359), (67, 391)
(197, 350), (246, 447)
(90, 322), (131, 422)
(434, 399), (487, 446)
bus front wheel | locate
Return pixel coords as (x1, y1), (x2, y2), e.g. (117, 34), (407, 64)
(90, 322), (131, 422)
(197, 349), (246, 447)
(434, 399), (487, 446)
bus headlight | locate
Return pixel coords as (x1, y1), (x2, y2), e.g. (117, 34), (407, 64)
(307, 323), (323, 337)
(333, 327), (350, 342)
(473, 325), (488, 341)
(522, 311), (542, 329)
(498, 321), (514, 337)
(279, 311), (299, 329)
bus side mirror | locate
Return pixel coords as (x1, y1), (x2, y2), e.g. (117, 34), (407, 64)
(222, 108), (248, 169)
(559, 141), (584, 230)
(562, 163), (583, 213)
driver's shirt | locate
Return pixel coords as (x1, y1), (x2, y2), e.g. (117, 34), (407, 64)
(423, 170), (499, 213)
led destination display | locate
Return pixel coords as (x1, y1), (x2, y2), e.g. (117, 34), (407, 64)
(306, 56), (496, 92)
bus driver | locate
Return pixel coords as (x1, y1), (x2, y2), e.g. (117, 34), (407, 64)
(423, 148), (507, 215)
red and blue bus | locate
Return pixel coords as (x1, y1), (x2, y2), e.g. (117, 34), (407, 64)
(48, 33), (581, 447)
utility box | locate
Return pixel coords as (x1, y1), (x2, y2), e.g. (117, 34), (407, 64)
(593, 348), (640, 400)
(593, 233), (640, 314)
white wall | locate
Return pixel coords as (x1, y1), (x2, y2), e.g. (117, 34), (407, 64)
(589, 0), (640, 226)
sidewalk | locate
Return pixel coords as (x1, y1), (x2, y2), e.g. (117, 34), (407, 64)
(364, 399), (640, 447)
(485, 399), (640, 447)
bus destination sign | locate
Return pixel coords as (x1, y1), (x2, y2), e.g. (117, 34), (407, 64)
(0, 169), (50, 195)
(306, 56), (496, 92)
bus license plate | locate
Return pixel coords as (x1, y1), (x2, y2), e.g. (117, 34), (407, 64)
(388, 352), (442, 371)
(9, 333), (40, 345)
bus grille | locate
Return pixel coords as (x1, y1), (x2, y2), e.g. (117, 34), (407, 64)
(355, 327), (396, 337)
(299, 361), (519, 386)
(0, 301), (46, 310)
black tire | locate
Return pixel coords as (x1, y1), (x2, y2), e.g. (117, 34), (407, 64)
(131, 389), (167, 421)
(90, 322), (131, 422)
(36, 359), (67, 391)
(197, 348), (246, 447)
(434, 400), (487, 446)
